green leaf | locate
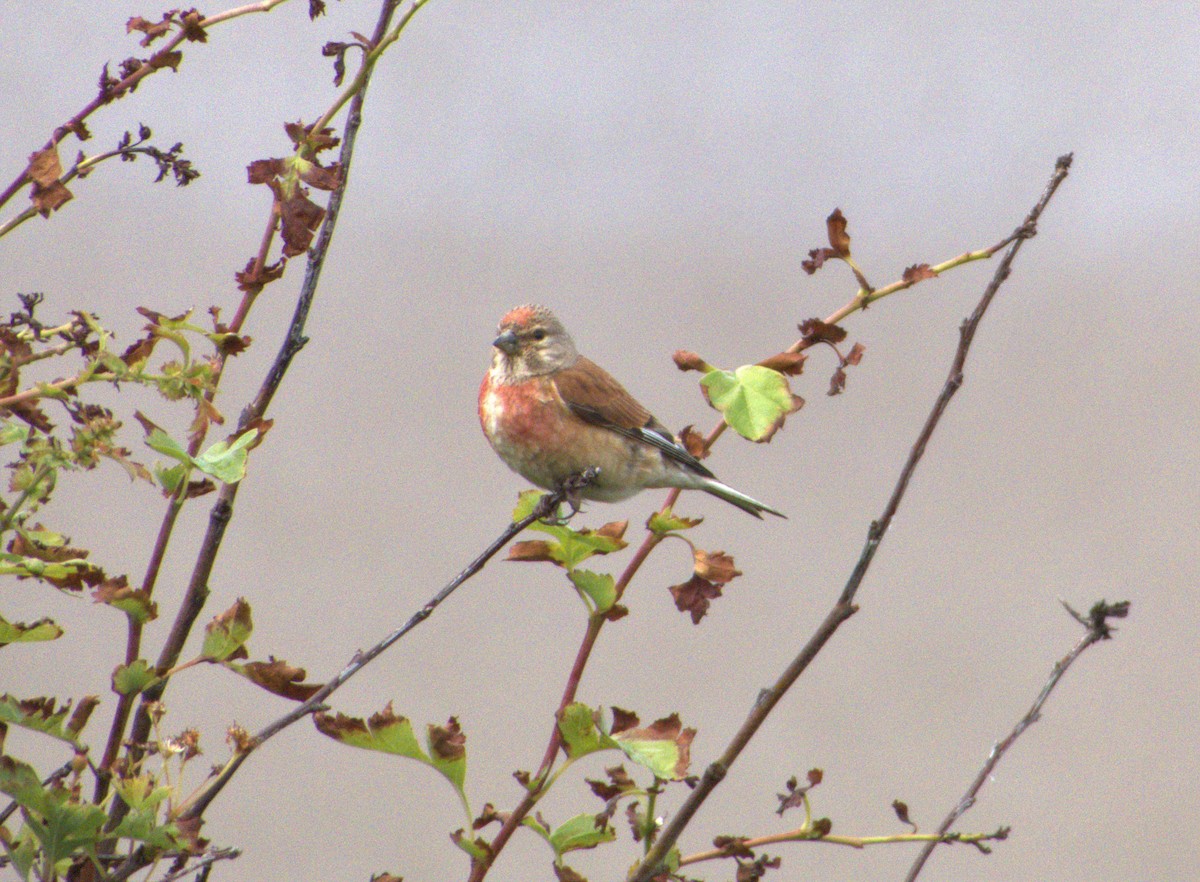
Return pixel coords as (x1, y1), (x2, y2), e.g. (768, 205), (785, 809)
(192, 429), (257, 484)
(569, 570), (616, 614)
(512, 489), (548, 522)
(0, 822), (38, 880)
(451, 830), (490, 861)
(700, 364), (797, 441)
(0, 616), (63, 647)
(0, 421), (31, 447)
(145, 428), (191, 465)
(548, 813), (616, 855)
(0, 696), (79, 745)
(557, 703), (616, 760)
(617, 737), (681, 780)
(200, 599), (253, 661)
(609, 713), (695, 781)
(153, 462), (188, 494)
(0, 757), (107, 863)
(647, 509), (703, 535)
(112, 660), (161, 696)
(110, 809), (182, 850)
(314, 705), (427, 761)
(111, 775), (171, 813)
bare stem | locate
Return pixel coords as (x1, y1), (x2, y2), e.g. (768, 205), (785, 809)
(105, 0), (424, 832)
(903, 598), (1129, 882)
(627, 153), (1074, 882)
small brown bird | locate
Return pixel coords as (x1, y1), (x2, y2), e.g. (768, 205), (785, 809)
(478, 305), (784, 518)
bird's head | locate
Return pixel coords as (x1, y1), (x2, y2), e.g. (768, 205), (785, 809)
(490, 304), (579, 378)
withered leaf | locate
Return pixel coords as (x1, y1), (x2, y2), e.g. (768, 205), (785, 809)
(235, 257), (285, 293)
(669, 574), (722, 624)
(279, 190), (325, 257)
(892, 799), (916, 829)
(902, 263), (937, 283)
(678, 425), (708, 460)
(241, 657), (323, 702)
(615, 714), (694, 779)
(586, 764), (636, 802)
(26, 147), (72, 216)
(776, 768), (824, 815)
(180, 9), (208, 42)
(428, 717), (465, 762)
(472, 803), (502, 830)
(9, 531), (89, 564)
(27, 148), (63, 187)
(506, 540), (555, 562)
(693, 549), (741, 584)
(183, 478), (216, 499)
(828, 365), (847, 396)
(801, 247), (838, 275)
(298, 160), (343, 191)
(553, 865), (587, 882)
(8, 400), (53, 432)
(798, 318), (847, 345)
(672, 350), (709, 373)
(826, 208), (851, 256)
(148, 51), (184, 72)
(734, 854), (781, 881)
(126, 15), (172, 47)
(120, 334), (158, 367)
(247, 158), (286, 184)
(173, 815), (208, 853)
(284, 121), (339, 153)
(758, 351), (806, 376)
(713, 835), (755, 858)
(609, 707), (639, 735)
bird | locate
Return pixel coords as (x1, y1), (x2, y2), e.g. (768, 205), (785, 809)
(478, 304), (785, 519)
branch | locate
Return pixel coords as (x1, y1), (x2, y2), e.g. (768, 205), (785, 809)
(904, 598), (1129, 881)
(105, 0), (425, 829)
(103, 481), (582, 882)
(627, 153), (1074, 882)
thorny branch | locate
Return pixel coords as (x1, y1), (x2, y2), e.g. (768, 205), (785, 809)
(626, 154), (1075, 882)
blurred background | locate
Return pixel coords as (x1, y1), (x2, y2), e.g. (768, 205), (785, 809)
(3, 2), (1197, 880)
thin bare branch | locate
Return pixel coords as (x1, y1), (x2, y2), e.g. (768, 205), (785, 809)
(627, 153), (1074, 882)
(904, 599), (1129, 881)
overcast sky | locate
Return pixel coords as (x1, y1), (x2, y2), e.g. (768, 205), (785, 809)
(3, 3), (1198, 882)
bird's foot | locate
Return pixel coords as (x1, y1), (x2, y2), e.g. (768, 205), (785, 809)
(536, 467), (600, 525)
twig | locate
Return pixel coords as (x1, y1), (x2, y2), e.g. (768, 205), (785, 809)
(904, 599), (1129, 881)
(0, 0), (299, 214)
(0, 760), (73, 829)
(626, 153), (1074, 882)
(681, 825), (1010, 864)
(104, 481), (579, 882)
(178, 478), (586, 820)
(150, 848), (241, 882)
(106, 0), (420, 830)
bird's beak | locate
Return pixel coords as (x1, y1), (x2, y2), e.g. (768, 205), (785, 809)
(492, 329), (520, 355)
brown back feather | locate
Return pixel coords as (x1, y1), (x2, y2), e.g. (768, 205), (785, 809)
(553, 356), (715, 478)
(553, 356), (653, 430)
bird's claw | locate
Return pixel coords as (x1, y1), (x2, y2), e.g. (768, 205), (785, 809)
(535, 467), (600, 525)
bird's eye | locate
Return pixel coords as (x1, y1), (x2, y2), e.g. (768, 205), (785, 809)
(531, 329), (546, 341)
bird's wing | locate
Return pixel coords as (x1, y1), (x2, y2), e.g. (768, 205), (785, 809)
(553, 356), (715, 478)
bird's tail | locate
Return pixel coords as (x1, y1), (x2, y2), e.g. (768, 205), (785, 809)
(700, 478), (786, 519)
